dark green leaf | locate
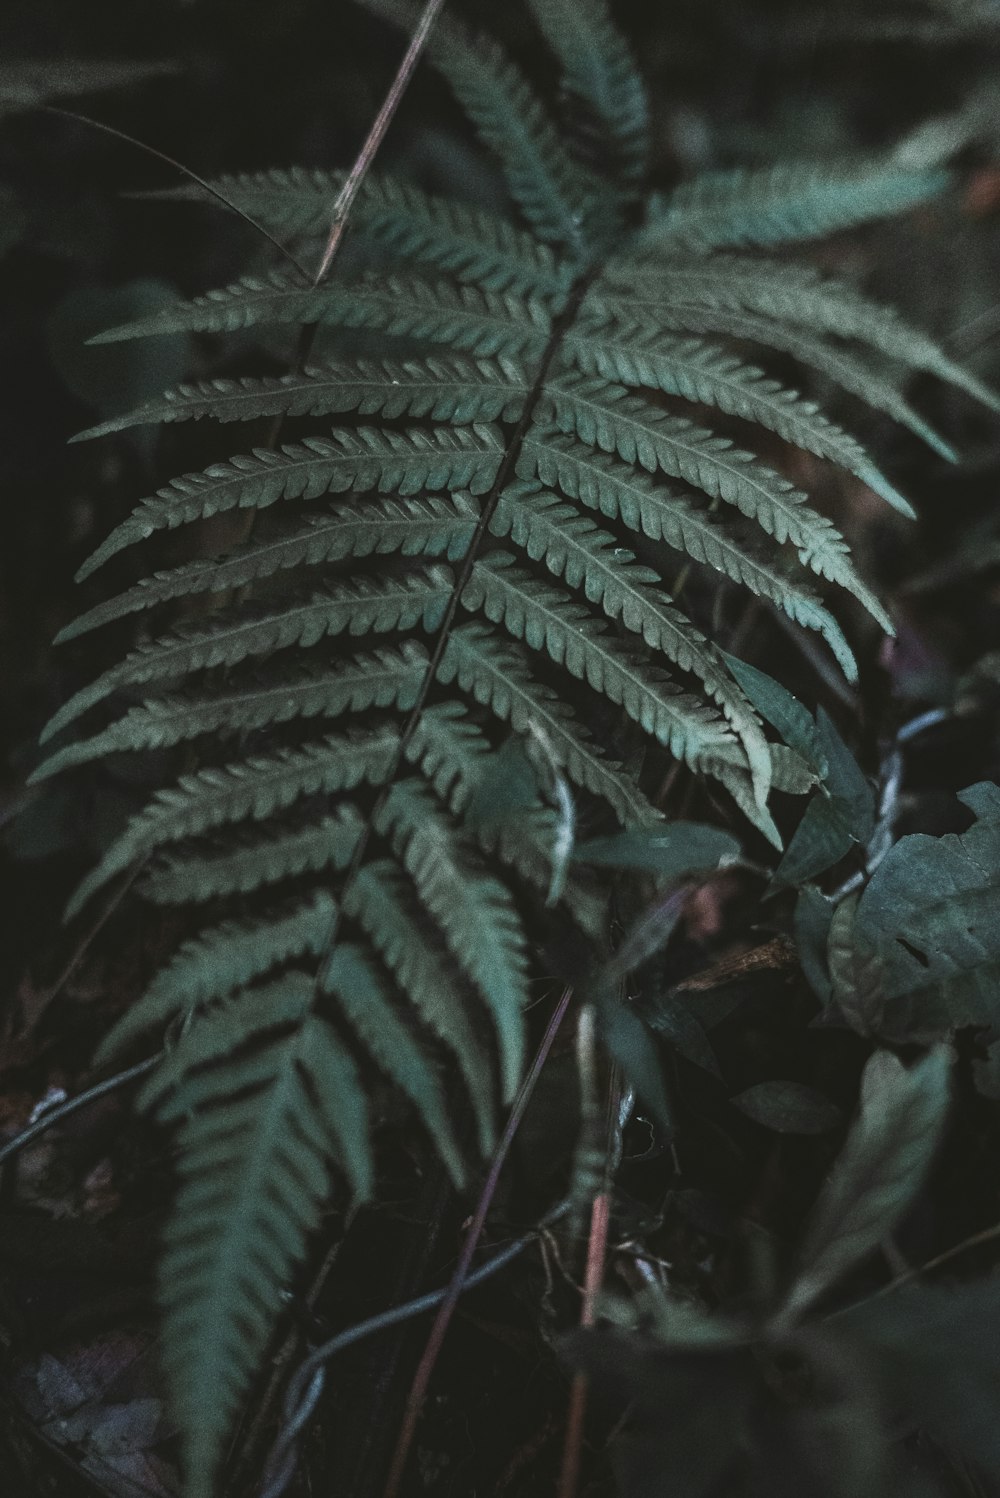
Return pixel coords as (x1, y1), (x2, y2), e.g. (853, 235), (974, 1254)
(785, 1047), (951, 1318)
(576, 822), (741, 879)
(731, 1081), (841, 1134)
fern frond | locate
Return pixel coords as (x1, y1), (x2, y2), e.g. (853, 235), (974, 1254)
(591, 256), (1000, 413)
(139, 168), (571, 294)
(517, 428), (858, 678)
(321, 940), (465, 1182)
(376, 778), (529, 1097)
(531, 382), (893, 629)
(35, 646), (428, 782)
(462, 554), (743, 777)
(141, 164), (353, 235)
(44, 569), (453, 744)
(641, 156), (950, 251)
(362, 0), (596, 257)
(491, 484), (771, 802)
(89, 268), (559, 357)
(526, 0), (649, 192)
(143, 807), (364, 904)
(590, 297), (957, 461)
(95, 893), (337, 1062)
(405, 702), (604, 910)
(73, 356), (532, 443)
(339, 172), (575, 293)
(62, 496), (477, 641)
(344, 861), (496, 1154)
(77, 424), (504, 579)
(147, 974), (372, 1498)
(438, 623), (658, 824)
(564, 330), (914, 515)
(64, 726), (400, 919)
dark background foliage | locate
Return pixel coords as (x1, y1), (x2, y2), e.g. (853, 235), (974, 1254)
(3, 3), (1000, 1496)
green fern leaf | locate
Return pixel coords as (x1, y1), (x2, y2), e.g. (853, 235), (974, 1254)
(77, 424), (504, 579)
(321, 940), (465, 1182)
(592, 255), (1000, 414)
(525, 0), (649, 191)
(140, 167), (571, 292)
(530, 382), (893, 629)
(437, 623), (658, 824)
(136, 165), (355, 236)
(462, 554), (745, 777)
(491, 484), (772, 803)
(61, 496), (477, 641)
(363, 0), (595, 257)
(63, 726), (400, 919)
(144, 806), (364, 904)
(376, 778), (529, 1098)
(345, 861), (496, 1154)
(73, 355), (532, 443)
(43, 568), (453, 744)
(592, 296), (957, 461)
(88, 268), (559, 357)
(564, 330), (914, 515)
(146, 973), (372, 1498)
(338, 172), (574, 293)
(95, 893), (337, 1062)
(517, 428), (858, 678)
(405, 702), (604, 911)
(35, 645), (428, 782)
(641, 156), (950, 251)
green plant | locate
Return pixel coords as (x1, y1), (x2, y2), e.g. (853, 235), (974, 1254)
(31, 1), (999, 1493)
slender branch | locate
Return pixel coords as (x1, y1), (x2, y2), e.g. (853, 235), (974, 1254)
(380, 984), (576, 1498)
(312, 0), (448, 287)
(557, 1191), (612, 1498)
(0, 1054), (160, 1167)
(557, 1025), (620, 1498)
(44, 106), (310, 279)
(258, 1195), (572, 1498)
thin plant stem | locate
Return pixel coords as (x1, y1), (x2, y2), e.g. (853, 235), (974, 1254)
(380, 984), (575, 1498)
(557, 1191), (612, 1498)
(258, 1197), (570, 1498)
(312, 0), (448, 288)
(44, 106), (309, 279)
(0, 1053), (160, 1167)
(556, 1015), (619, 1498)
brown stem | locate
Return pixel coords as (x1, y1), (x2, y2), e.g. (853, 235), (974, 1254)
(381, 984), (575, 1498)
